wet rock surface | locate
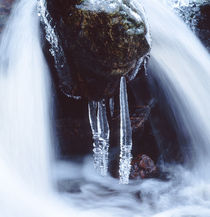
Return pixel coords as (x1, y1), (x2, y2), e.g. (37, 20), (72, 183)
(195, 2), (210, 51)
(130, 154), (158, 179)
(44, 0), (150, 100)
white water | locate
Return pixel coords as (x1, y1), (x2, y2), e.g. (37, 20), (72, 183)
(0, 0), (52, 191)
(0, 1), (97, 217)
(141, 0), (210, 174)
(1, 0), (210, 217)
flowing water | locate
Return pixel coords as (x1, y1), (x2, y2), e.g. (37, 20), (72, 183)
(141, 0), (210, 174)
(0, 0), (52, 191)
(1, 0), (210, 217)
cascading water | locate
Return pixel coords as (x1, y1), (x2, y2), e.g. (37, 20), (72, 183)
(0, 0), (70, 216)
(0, 0), (52, 192)
(2, 0), (210, 217)
(141, 0), (210, 174)
(0, 1), (107, 217)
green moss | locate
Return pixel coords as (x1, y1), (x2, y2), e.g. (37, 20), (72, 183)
(46, 0), (150, 99)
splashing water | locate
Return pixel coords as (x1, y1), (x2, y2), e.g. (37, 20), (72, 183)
(88, 100), (110, 176)
(119, 77), (133, 184)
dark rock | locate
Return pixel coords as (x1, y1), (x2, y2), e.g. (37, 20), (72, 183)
(196, 2), (210, 51)
(0, 0), (14, 33)
(110, 100), (153, 133)
(130, 100), (154, 133)
(177, 2), (210, 52)
(54, 92), (93, 158)
(43, 0), (150, 100)
(46, 1), (185, 168)
(43, 0), (158, 163)
(130, 154), (158, 179)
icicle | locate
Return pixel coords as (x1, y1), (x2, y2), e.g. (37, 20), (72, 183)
(37, 0), (60, 60)
(144, 55), (149, 76)
(109, 97), (115, 117)
(37, 0), (81, 100)
(119, 77), (133, 184)
(88, 100), (110, 176)
(129, 56), (145, 81)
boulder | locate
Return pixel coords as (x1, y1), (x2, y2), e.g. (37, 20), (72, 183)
(43, 0), (150, 100)
(44, 1), (184, 167)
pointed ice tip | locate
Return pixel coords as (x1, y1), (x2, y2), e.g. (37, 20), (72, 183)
(119, 77), (133, 184)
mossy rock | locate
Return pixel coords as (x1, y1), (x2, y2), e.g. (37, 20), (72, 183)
(44, 0), (150, 100)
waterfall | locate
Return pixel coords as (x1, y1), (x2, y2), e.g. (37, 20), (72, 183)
(141, 0), (210, 175)
(0, 0), (52, 191)
(0, 1), (112, 217)
(88, 100), (110, 176)
(119, 77), (133, 184)
(2, 0), (210, 216)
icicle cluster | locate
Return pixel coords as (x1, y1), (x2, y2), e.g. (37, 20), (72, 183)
(88, 78), (133, 184)
(119, 77), (133, 184)
(37, 0), (61, 60)
(37, 0), (81, 100)
(88, 101), (110, 176)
